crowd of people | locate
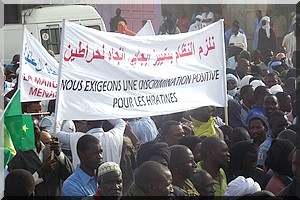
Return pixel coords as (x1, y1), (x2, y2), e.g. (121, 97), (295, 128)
(1, 5), (299, 199)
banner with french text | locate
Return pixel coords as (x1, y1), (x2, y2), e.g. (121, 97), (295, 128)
(20, 28), (58, 102)
(56, 20), (227, 121)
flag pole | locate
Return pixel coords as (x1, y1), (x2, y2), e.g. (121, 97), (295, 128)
(51, 19), (66, 159)
(220, 19), (228, 126)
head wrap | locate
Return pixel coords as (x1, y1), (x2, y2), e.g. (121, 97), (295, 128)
(98, 162), (122, 177)
(250, 79), (265, 89)
(261, 16), (271, 38)
(137, 141), (170, 167)
(240, 75), (253, 89)
(226, 73), (238, 84)
(270, 84), (283, 94)
(225, 176), (261, 196)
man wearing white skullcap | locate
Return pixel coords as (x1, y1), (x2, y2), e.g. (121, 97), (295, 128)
(96, 162), (123, 197)
(225, 176), (261, 196)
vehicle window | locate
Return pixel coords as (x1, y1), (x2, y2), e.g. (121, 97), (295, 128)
(40, 25), (101, 55)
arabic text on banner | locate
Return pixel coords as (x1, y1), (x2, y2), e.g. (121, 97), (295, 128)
(20, 28), (58, 102)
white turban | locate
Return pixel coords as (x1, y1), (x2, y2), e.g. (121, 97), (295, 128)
(226, 73), (238, 84)
(270, 84), (283, 94)
(261, 16), (271, 38)
(250, 79), (265, 89)
(239, 75), (253, 89)
(225, 176), (261, 196)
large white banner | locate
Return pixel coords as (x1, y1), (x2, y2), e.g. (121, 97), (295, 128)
(56, 20), (227, 121)
(20, 28), (58, 102)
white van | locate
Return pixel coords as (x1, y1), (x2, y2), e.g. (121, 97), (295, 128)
(2, 4), (106, 64)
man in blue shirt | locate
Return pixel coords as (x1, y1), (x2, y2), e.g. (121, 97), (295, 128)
(62, 135), (103, 197)
(246, 85), (271, 125)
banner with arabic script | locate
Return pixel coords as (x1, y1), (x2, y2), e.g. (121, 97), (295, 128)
(20, 28), (59, 102)
(56, 20), (227, 121)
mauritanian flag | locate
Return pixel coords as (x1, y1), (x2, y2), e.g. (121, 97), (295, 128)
(4, 89), (35, 154)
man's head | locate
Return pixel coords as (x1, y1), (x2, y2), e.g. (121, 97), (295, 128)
(256, 10), (262, 18)
(136, 140), (171, 167)
(169, 145), (197, 181)
(40, 130), (52, 145)
(229, 140), (258, 175)
(266, 139), (295, 177)
(231, 24), (239, 35)
(263, 94), (279, 118)
(249, 115), (268, 145)
(265, 72), (280, 88)
(77, 135), (103, 171)
(254, 85), (271, 106)
(116, 8), (121, 16)
(178, 135), (203, 163)
(263, 49), (274, 65)
(203, 5), (210, 13)
(160, 120), (184, 146)
(200, 137), (230, 168)
(98, 162), (122, 197)
(230, 127), (251, 146)
(240, 84), (255, 107)
(250, 50), (261, 63)
(269, 110), (289, 138)
(22, 101), (42, 120)
(275, 92), (292, 113)
(4, 169), (35, 196)
(189, 169), (215, 196)
(236, 58), (251, 78)
(135, 161), (173, 196)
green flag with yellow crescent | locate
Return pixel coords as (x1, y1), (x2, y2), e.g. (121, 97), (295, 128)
(4, 89), (35, 152)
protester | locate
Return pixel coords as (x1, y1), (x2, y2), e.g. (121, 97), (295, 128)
(245, 85), (271, 125)
(4, 169), (35, 197)
(189, 169), (215, 196)
(157, 120), (184, 146)
(248, 115), (268, 148)
(8, 121), (74, 196)
(265, 139), (295, 195)
(62, 135), (103, 196)
(229, 23), (248, 51)
(257, 16), (277, 54)
(126, 161), (173, 196)
(169, 145), (199, 196)
(201, 5), (215, 27)
(176, 10), (191, 33)
(96, 162), (123, 197)
(226, 140), (268, 189)
(197, 137), (230, 196)
(178, 135), (202, 163)
(110, 8), (127, 32)
(257, 110), (290, 171)
(230, 127), (251, 147)
(278, 148), (299, 197)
